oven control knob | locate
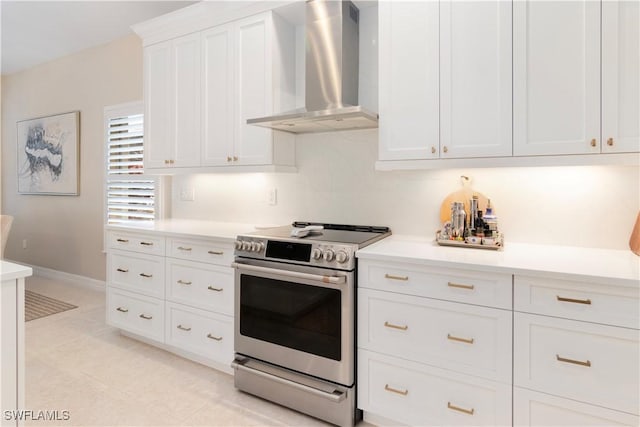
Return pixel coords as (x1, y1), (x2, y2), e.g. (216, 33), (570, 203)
(336, 250), (349, 264)
(323, 249), (335, 262)
(241, 241), (252, 251)
(254, 242), (264, 252)
(311, 248), (323, 260)
(235, 240), (243, 250)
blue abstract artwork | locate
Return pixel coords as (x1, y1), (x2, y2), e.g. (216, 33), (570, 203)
(17, 111), (79, 195)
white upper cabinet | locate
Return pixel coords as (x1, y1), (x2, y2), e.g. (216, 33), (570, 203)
(602, 1), (640, 154)
(378, 1), (439, 160)
(200, 12), (295, 168)
(201, 24), (234, 166)
(513, 1), (601, 156)
(143, 10), (295, 172)
(379, 0), (512, 161)
(144, 33), (201, 169)
(440, 0), (512, 158)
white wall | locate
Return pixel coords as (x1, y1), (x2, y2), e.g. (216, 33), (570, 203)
(171, 129), (640, 251)
(1, 34), (143, 280)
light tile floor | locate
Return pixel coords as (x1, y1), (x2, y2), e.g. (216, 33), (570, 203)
(25, 275), (362, 427)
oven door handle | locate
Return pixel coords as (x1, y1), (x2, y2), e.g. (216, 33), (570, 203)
(231, 262), (346, 285)
(231, 360), (347, 403)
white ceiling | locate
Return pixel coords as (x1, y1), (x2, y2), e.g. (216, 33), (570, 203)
(1, 1), (197, 75)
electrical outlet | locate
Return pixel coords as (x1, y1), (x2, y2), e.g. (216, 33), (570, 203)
(268, 188), (278, 206)
(180, 188), (195, 201)
(22, 239), (27, 249)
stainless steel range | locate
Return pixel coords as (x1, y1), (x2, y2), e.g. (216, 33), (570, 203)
(231, 222), (391, 427)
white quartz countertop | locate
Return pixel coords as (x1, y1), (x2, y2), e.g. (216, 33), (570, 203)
(357, 235), (640, 286)
(106, 219), (276, 242)
(1, 260), (33, 282)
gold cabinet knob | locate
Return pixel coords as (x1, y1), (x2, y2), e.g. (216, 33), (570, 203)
(443, 146), (449, 153)
(164, 160), (170, 165)
(607, 138), (614, 146)
(233, 156), (238, 162)
(226, 156), (232, 162)
(431, 146), (436, 154)
(590, 138), (597, 147)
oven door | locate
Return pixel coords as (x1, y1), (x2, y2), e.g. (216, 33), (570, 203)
(232, 259), (354, 386)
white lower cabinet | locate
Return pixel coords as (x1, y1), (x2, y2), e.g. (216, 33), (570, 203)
(514, 312), (639, 416)
(107, 287), (164, 342)
(514, 387), (639, 427)
(165, 302), (233, 364)
(106, 229), (235, 372)
(358, 350), (511, 427)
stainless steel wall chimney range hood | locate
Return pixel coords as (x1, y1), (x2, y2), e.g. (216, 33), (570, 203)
(246, 0), (378, 134)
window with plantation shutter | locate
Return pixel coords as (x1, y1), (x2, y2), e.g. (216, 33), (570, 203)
(105, 103), (157, 224)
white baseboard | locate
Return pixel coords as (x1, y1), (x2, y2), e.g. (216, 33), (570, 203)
(25, 264), (105, 292)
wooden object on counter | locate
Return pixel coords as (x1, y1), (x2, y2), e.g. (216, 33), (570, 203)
(630, 211), (640, 256)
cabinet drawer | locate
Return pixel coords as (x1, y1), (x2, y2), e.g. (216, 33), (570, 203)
(514, 387), (639, 426)
(166, 258), (233, 315)
(107, 287), (164, 342)
(165, 302), (233, 365)
(358, 288), (511, 382)
(108, 231), (165, 256)
(358, 349), (511, 426)
(359, 260), (512, 309)
(514, 313), (639, 415)
(167, 237), (233, 266)
(514, 275), (639, 329)
(107, 251), (165, 298)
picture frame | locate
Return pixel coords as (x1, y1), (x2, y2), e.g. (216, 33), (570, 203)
(17, 111), (80, 195)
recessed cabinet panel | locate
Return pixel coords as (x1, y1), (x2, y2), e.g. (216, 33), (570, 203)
(602, 0), (640, 154)
(201, 25), (235, 166)
(440, 0), (512, 158)
(378, 1), (439, 160)
(513, 0), (600, 155)
(144, 42), (173, 169)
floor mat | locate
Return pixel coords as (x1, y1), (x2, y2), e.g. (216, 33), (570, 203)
(25, 290), (78, 321)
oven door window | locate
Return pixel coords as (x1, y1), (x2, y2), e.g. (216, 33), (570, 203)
(240, 274), (341, 361)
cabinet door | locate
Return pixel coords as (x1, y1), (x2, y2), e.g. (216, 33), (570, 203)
(201, 24), (235, 166)
(378, 1), (439, 160)
(235, 13), (273, 165)
(602, 1), (640, 154)
(513, 1), (600, 156)
(144, 41), (173, 169)
(440, 0), (512, 158)
(172, 33), (201, 167)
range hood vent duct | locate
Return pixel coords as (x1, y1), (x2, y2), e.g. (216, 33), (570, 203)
(246, 0), (378, 134)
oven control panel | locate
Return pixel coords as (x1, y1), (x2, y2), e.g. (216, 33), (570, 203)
(234, 237), (356, 270)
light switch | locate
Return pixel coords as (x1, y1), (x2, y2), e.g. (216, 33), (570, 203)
(180, 188), (195, 201)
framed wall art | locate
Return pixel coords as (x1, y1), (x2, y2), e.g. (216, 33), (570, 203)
(17, 111), (80, 195)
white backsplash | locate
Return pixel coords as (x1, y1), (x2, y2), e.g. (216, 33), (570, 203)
(172, 129), (640, 250)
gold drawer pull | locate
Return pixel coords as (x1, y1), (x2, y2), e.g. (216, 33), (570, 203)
(590, 138), (597, 147)
(208, 286), (223, 292)
(448, 402), (474, 415)
(140, 241), (154, 246)
(177, 280), (192, 285)
(448, 282), (475, 290)
(384, 273), (408, 281)
(116, 307), (129, 313)
(116, 268), (129, 273)
(384, 384), (408, 396)
(556, 354), (591, 367)
(116, 238), (129, 243)
(556, 296), (592, 305)
(447, 334), (474, 344)
(208, 250), (224, 255)
(178, 246), (192, 251)
(384, 321), (408, 331)
(139, 273), (153, 278)
(139, 314), (153, 320)
(177, 324), (191, 332)
(207, 333), (223, 341)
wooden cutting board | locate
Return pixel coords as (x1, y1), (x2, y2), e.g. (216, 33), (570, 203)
(630, 211), (640, 256)
(439, 188), (491, 226)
